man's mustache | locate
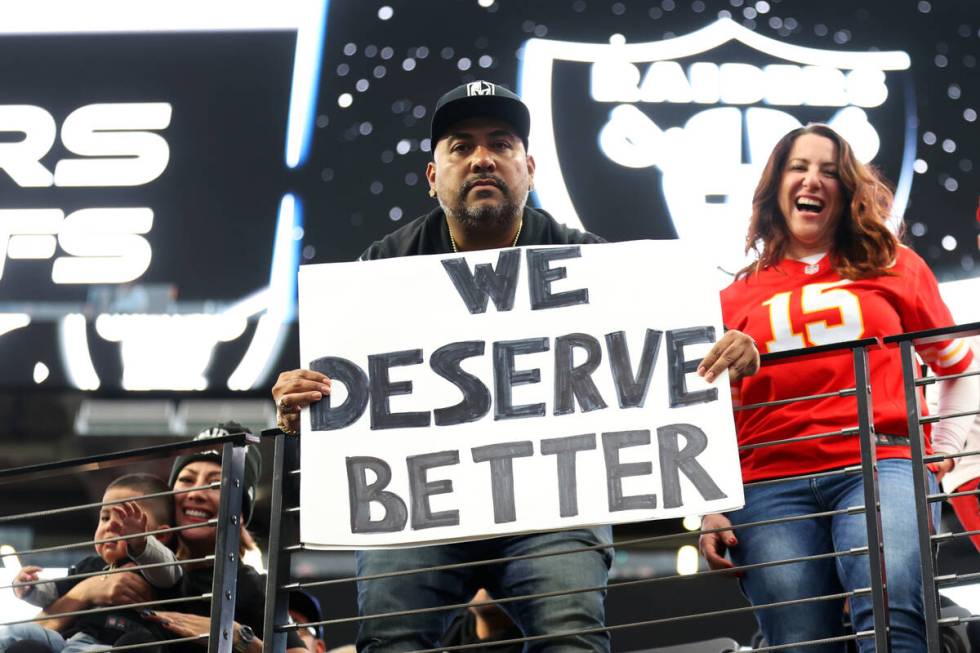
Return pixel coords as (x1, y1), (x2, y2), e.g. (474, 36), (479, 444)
(461, 175), (508, 195)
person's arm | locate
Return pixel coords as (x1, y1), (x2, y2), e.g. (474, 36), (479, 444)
(36, 570), (152, 630)
(34, 601), (85, 631)
(900, 255), (978, 470)
(143, 612), (307, 653)
(11, 565), (59, 607)
(930, 358), (980, 477)
(131, 535), (183, 588)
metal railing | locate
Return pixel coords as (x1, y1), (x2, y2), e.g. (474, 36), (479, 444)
(887, 322), (980, 652)
(3, 323), (977, 652)
(0, 432), (255, 653)
(259, 324), (980, 652)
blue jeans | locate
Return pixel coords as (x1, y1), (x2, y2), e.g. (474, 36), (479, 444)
(0, 626), (106, 653)
(355, 527), (613, 652)
(727, 459), (938, 653)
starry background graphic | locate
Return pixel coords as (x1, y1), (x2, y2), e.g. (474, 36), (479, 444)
(299, 0), (978, 285)
(0, 0), (975, 390)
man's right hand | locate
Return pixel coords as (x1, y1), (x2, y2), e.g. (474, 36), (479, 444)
(271, 369), (332, 435)
(698, 513), (739, 573)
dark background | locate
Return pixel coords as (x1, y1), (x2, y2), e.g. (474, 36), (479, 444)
(0, 1), (978, 649)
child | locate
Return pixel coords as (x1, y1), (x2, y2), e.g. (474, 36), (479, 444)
(0, 473), (182, 653)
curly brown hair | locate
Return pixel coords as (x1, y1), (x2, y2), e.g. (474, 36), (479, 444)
(740, 124), (899, 280)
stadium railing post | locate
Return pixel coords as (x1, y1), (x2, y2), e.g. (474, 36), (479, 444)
(208, 440), (247, 653)
(263, 429), (294, 653)
(853, 344), (891, 652)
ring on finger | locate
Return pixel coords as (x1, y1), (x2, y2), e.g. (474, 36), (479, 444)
(278, 397), (289, 413)
(277, 414), (298, 436)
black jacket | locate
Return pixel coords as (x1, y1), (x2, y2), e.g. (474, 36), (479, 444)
(359, 206), (604, 260)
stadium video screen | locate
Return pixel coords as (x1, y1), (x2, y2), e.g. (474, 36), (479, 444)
(0, 13), (306, 393)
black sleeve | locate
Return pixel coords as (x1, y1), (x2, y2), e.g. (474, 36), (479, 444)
(527, 207), (607, 245)
(577, 232), (607, 245)
(54, 556), (105, 597)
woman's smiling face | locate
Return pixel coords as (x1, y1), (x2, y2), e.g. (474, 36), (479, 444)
(777, 132), (845, 259)
(172, 460), (222, 552)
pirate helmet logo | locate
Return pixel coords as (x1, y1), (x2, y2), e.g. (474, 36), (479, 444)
(520, 17), (914, 276)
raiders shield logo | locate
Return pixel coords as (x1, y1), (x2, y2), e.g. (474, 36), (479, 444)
(519, 17), (914, 276)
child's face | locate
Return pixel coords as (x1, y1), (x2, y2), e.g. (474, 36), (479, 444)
(95, 487), (159, 564)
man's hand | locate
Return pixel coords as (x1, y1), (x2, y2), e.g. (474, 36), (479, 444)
(12, 565), (43, 599)
(112, 501), (149, 557)
(698, 329), (760, 383)
(698, 513), (739, 573)
(271, 369), (331, 435)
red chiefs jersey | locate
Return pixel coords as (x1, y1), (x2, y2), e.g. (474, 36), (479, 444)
(721, 246), (973, 482)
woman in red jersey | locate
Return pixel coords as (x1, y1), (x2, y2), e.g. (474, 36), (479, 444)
(697, 124), (978, 652)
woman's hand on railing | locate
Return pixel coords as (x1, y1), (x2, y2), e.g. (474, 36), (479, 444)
(698, 329), (760, 383)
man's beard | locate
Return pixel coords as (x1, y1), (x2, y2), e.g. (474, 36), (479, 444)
(444, 175), (524, 231)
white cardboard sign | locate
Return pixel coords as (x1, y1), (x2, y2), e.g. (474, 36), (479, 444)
(298, 240), (744, 548)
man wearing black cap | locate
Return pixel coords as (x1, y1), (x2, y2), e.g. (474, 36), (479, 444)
(273, 81), (613, 652)
(355, 80), (604, 260)
(287, 590), (356, 653)
(287, 591), (327, 653)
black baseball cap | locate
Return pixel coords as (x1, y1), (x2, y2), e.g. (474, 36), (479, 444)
(288, 590), (324, 639)
(430, 81), (530, 148)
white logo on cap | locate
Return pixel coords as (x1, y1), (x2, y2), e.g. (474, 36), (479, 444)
(466, 81), (495, 96)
